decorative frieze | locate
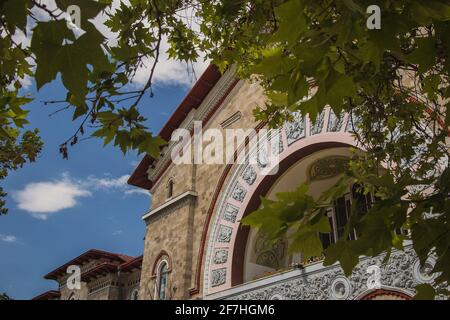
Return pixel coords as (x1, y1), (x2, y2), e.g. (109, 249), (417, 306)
(310, 111), (325, 135)
(213, 249), (229, 265)
(242, 165), (257, 186)
(222, 204), (239, 223)
(211, 268), (227, 287)
(231, 183), (247, 203)
(217, 247), (434, 300)
(285, 112), (306, 145)
(216, 225), (233, 243)
(327, 110), (345, 132)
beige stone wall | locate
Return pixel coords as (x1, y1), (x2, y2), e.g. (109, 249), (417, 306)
(140, 198), (196, 299)
(150, 163), (195, 209)
(140, 79), (267, 299)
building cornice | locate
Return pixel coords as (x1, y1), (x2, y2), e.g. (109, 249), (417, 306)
(142, 190), (197, 222)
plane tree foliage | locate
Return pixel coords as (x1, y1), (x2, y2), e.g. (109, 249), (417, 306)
(1, 0), (450, 298)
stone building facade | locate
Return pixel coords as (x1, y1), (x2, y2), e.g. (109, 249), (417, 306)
(34, 64), (442, 301)
(33, 249), (142, 300)
(127, 65), (441, 300)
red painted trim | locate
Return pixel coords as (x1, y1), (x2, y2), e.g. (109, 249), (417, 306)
(44, 249), (134, 280)
(120, 255), (143, 272)
(188, 121), (266, 296)
(151, 250), (172, 278)
(360, 288), (412, 300)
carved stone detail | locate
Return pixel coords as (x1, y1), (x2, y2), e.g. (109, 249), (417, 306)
(222, 247), (424, 300)
(231, 182), (247, 202)
(242, 165), (257, 186)
(211, 268), (227, 287)
(213, 249), (229, 265)
(330, 276), (351, 300)
(413, 257), (437, 284)
(327, 110), (345, 132)
(346, 113), (361, 133)
(309, 156), (349, 181)
(285, 112), (306, 145)
(216, 225), (233, 243)
(270, 130), (284, 155)
(310, 111), (325, 135)
(222, 204), (239, 223)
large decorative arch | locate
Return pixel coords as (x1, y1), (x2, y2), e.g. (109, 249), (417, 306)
(203, 108), (361, 296)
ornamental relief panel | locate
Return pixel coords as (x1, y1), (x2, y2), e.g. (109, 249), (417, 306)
(231, 182), (247, 203)
(213, 249), (229, 265)
(216, 225), (233, 243)
(222, 204), (239, 223)
(221, 247), (438, 300)
(309, 156), (350, 181)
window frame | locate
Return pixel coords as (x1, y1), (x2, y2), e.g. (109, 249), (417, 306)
(156, 260), (169, 300)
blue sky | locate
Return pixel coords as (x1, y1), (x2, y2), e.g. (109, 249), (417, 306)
(0, 78), (192, 299)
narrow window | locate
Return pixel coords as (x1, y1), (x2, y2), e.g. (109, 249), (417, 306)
(158, 262), (169, 300)
(167, 180), (174, 199)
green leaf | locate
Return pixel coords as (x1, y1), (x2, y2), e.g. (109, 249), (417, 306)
(58, 45), (89, 99)
(31, 20), (74, 89)
(406, 38), (437, 73)
(414, 284), (436, 300)
(289, 226), (324, 258)
(2, 0), (28, 31)
(271, 0), (306, 47)
(139, 135), (166, 159)
(324, 240), (360, 275)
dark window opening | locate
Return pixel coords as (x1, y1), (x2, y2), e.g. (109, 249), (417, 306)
(167, 180), (174, 199)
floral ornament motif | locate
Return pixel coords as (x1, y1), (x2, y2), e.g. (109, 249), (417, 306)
(285, 112), (306, 146)
(224, 247), (422, 300)
(213, 249), (229, 265)
(211, 268), (227, 287)
(309, 156), (350, 181)
(231, 182), (247, 202)
(222, 204), (239, 223)
(242, 165), (257, 186)
(327, 110), (346, 132)
(216, 225), (233, 243)
(310, 111), (325, 135)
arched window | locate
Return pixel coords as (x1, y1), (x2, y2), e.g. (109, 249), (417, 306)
(167, 179), (174, 199)
(130, 289), (139, 300)
(157, 261), (169, 300)
(319, 185), (374, 249)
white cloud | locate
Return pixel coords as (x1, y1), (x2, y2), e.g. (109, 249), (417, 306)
(12, 172), (150, 219)
(86, 174), (130, 190)
(124, 189), (150, 197)
(12, 175), (92, 220)
(0, 234), (18, 243)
